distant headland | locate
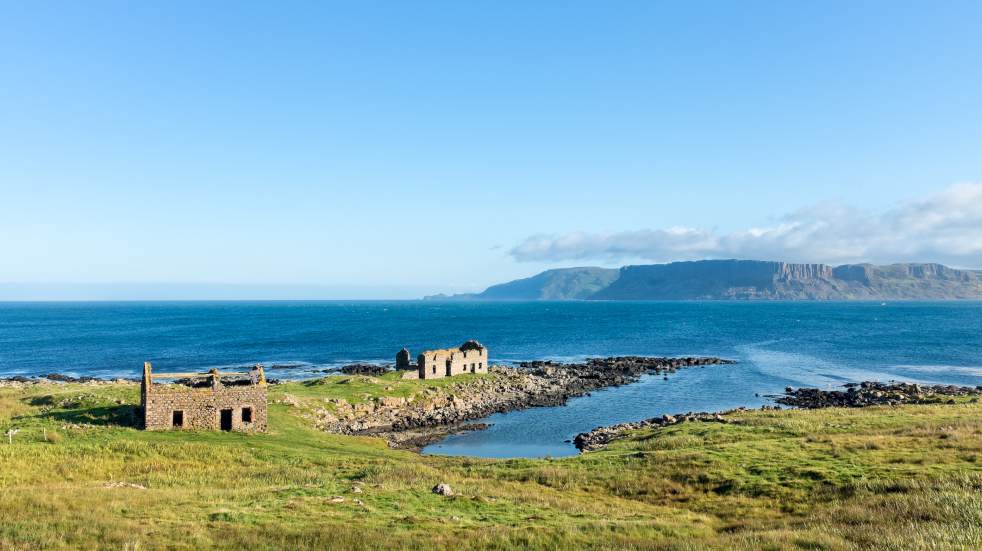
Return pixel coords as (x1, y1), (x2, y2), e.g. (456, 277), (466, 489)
(426, 260), (982, 301)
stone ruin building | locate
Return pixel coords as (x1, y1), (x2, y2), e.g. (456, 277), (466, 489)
(396, 340), (488, 380)
(141, 362), (268, 432)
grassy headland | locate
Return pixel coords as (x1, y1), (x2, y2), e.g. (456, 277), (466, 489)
(0, 377), (980, 550)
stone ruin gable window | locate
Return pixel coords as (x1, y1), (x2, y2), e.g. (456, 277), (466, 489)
(172, 410), (184, 428)
(242, 406), (253, 423)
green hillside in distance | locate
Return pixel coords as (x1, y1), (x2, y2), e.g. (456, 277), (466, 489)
(428, 260), (982, 301)
(427, 267), (620, 301)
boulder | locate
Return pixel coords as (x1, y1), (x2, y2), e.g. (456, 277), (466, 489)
(432, 483), (453, 496)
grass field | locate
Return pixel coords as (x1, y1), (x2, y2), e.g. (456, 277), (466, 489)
(279, 370), (496, 409)
(0, 378), (980, 550)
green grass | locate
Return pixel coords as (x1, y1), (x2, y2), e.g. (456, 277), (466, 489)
(277, 371), (496, 406)
(1, 380), (980, 550)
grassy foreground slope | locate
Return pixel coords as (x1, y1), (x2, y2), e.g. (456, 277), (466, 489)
(0, 378), (980, 550)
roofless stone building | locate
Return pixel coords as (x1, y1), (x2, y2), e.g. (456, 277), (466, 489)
(141, 362), (268, 432)
(397, 340), (488, 380)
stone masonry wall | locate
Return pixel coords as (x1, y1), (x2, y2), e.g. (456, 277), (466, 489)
(450, 348), (488, 376)
(144, 384), (267, 432)
(418, 351), (448, 379)
(417, 346), (488, 379)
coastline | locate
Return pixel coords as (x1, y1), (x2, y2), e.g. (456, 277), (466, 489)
(1, 356), (734, 452)
(8, 362), (982, 457)
(311, 356), (735, 450)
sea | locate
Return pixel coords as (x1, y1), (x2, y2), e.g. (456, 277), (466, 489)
(1, 300), (980, 458)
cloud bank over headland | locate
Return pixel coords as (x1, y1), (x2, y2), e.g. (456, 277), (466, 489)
(510, 183), (982, 267)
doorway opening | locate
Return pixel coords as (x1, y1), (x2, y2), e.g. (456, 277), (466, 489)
(220, 409), (233, 431)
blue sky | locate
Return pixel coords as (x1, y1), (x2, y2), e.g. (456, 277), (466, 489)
(2, 1), (981, 299)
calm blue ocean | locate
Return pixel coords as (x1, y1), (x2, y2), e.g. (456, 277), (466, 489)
(2, 301), (980, 457)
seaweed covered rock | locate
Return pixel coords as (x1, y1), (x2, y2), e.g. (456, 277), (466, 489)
(777, 381), (982, 408)
(340, 364), (390, 376)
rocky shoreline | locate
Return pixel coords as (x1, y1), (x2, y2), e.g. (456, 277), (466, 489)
(775, 381), (982, 408)
(312, 356), (734, 450)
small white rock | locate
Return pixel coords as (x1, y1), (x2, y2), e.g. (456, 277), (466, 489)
(432, 483), (453, 496)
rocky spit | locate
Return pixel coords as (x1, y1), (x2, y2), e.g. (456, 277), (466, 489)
(573, 409), (754, 452)
(776, 381), (982, 408)
(311, 356), (734, 450)
(0, 374), (136, 388)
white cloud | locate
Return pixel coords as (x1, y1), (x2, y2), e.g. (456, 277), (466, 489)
(510, 183), (982, 267)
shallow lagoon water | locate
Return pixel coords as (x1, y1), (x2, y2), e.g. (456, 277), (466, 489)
(1, 300), (980, 457)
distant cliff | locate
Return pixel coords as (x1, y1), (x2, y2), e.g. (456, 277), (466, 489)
(426, 260), (982, 300)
